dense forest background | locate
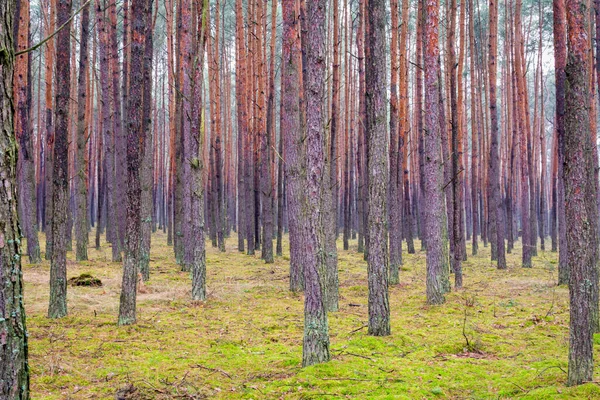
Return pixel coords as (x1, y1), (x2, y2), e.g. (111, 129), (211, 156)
(2, 0), (600, 397)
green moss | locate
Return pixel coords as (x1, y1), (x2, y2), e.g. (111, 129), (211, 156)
(20, 231), (594, 399)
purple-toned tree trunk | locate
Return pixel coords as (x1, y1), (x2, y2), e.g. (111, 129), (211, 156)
(301, 0), (330, 367)
(366, 0), (391, 335)
(75, 0), (90, 262)
(423, 0), (448, 305)
(563, 0), (599, 384)
(118, 0), (150, 326)
(49, 0), (73, 319)
(139, 0), (154, 281)
(388, 0), (402, 286)
(282, 0), (304, 293)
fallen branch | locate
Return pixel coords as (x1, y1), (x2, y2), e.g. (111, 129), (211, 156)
(348, 324), (367, 334)
(191, 364), (233, 379)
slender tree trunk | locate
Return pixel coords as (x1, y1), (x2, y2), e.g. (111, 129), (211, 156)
(0, 0), (30, 392)
(514, 0), (531, 268)
(424, 0), (448, 304)
(282, 0), (305, 292)
(75, 0), (90, 261)
(399, 0), (414, 254)
(301, 0), (330, 367)
(139, 0), (155, 281)
(553, 0), (568, 284)
(488, 0), (506, 269)
(191, 0), (208, 300)
(118, 0), (150, 326)
(14, 0), (41, 264)
(564, 0), (599, 384)
(49, 0), (73, 319)
(44, 0), (57, 261)
(468, 0), (479, 256)
(388, 0), (402, 285)
(260, 0), (275, 263)
(235, 0), (246, 253)
(366, 0), (391, 335)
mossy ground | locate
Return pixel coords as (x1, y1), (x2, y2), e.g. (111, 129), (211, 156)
(22, 231), (600, 399)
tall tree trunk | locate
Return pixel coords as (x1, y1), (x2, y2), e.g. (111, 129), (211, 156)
(399, 0), (414, 254)
(139, 0), (155, 281)
(235, 0), (247, 253)
(260, 0), (274, 263)
(322, 0), (339, 312)
(366, 0), (391, 335)
(553, 0), (568, 284)
(97, 0), (121, 263)
(468, 0), (479, 256)
(75, 0), (90, 261)
(14, 0), (41, 264)
(488, 0), (506, 269)
(44, 0), (57, 261)
(49, 0), (73, 319)
(282, 0), (304, 292)
(0, 0), (30, 392)
(301, 0), (330, 367)
(388, 0), (402, 285)
(424, 0), (448, 304)
(191, 0), (208, 300)
(564, 0), (599, 384)
(118, 0), (150, 326)
(514, 0), (531, 268)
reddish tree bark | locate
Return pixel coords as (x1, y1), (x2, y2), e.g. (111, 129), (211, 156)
(14, 0), (41, 264)
(553, 0), (568, 284)
(423, 0), (448, 304)
(563, 0), (599, 384)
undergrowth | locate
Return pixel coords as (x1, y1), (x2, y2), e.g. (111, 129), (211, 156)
(22, 231), (600, 399)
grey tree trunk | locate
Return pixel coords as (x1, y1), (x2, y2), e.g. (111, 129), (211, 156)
(282, 0), (304, 293)
(118, 0), (150, 326)
(139, 0), (154, 281)
(49, 0), (73, 319)
(75, 1), (90, 262)
(0, 0), (30, 393)
(301, 0), (330, 367)
(423, 0), (448, 305)
(190, 0), (207, 301)
(366, 0), (391, 336)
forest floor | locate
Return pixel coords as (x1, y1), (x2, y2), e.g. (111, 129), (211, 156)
(23, 231), (600, 399)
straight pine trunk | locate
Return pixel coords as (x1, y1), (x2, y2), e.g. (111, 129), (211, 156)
(564, 0), (599, 384)
(301, 0), (331, 367)
(14, 0), (41, 264)
(48, 0), (73, 319)
(118, 0), (150, 326)
(75, 1), (90, 261)
(0, 0), (30, 393)
(366, 0), (391, 335)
